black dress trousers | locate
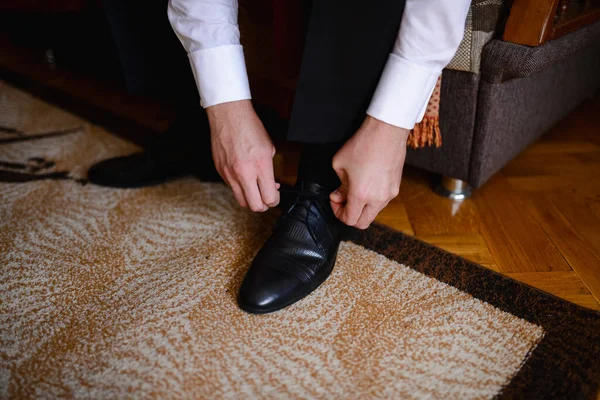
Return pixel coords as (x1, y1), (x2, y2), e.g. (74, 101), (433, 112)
(103, 0), (407, 146)
(287, 0), (407, 144)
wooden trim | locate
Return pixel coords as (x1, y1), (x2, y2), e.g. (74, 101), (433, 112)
(503, 0), (600, 46)
(503, 0), (560, 46)
(554, 7), (600, 37)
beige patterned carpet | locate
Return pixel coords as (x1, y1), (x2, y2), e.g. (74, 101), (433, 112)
(3, 82), (593, 399)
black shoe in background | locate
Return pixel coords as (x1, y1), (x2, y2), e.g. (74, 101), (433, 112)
(88, 116), (220, 188)
(238, 180), (343, 314)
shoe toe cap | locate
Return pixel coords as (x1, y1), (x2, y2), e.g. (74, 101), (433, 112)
(238, 266), (305, 314)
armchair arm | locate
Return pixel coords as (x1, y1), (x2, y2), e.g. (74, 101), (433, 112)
(503, 0), (600, 46)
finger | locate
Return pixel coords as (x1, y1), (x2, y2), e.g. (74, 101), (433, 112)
(330, 185), (348, 204)
(258, 174), (280, 207)
(275, 182), (281, 189)
(354, 204), (379, 230)
(229, 179), (248, 208)
(341, 194), (365, 227)
(222, 170), (248, 208)
(257, 161), (280, 207)
(364, 199), (391, 228)
(331, 200), (343, 219)
(241, 177), (268, 212)
(216, 165), (230, 187)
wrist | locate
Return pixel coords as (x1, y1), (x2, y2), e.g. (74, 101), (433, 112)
(206, 100), (255, 124)
(362, 115), (410, 142)
(206, 100), (258, 138)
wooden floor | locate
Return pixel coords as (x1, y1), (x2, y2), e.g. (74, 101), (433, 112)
(1, 35), (599, 311)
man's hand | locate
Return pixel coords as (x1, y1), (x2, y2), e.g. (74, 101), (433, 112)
(207, 100), (280, 212)
(330, 116), (408, 229)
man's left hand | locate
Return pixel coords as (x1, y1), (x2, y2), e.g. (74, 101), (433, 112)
(330, 116), (409, 229)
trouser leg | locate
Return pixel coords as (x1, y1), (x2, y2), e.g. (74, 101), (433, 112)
(287, 0), (407, 144)
(102, 0), (205, 147)
(102, 0), (198, 104)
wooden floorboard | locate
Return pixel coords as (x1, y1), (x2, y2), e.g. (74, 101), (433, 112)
(374, 199), (414, 236)
(528, 194), (600, 305)
(471, 174), (572, 273)
(415, 234), (497, 271)
(505, 271), (600, 311)
(400, 169), (481, 236)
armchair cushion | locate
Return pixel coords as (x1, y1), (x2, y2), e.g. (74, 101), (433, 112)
(481, 21), (600, 84)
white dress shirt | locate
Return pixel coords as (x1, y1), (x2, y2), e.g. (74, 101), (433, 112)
(168, 0), (470, 130)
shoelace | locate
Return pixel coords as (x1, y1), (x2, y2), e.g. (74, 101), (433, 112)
(278, 186), (329, 199)
(275, 185), (342, 246)
(276, 186), (330, 229)
(274, 186), (329, 245)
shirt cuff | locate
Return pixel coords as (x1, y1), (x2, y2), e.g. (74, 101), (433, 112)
(367, 53), (440, 130)
(188, 44), (252, 108)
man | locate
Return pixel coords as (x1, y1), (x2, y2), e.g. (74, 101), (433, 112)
(92, 0), (470, 313)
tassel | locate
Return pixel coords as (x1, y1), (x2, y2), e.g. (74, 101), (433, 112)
(407, 116), (442, 149)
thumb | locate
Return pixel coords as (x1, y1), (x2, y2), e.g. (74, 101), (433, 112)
(330, 185), (348, 204)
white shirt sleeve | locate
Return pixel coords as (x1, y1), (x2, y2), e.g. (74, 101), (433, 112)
(168, 0), (251, 108)
(367, 0), (471, 129)
(168, 0), (470, 124)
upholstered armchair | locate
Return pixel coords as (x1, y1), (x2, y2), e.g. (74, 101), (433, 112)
(405, 0), (600, 197)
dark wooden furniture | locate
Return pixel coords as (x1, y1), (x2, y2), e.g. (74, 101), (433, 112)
(503, 0), (600, 46)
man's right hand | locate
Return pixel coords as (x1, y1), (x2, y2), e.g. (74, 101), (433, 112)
(206, 100), (280, 212)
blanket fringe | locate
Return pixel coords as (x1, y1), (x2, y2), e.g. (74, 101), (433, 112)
(408, 116), (442, 149)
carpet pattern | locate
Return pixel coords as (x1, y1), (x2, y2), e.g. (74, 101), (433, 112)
(1, 82), (599, 399)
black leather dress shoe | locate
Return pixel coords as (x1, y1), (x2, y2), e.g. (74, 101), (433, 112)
(89, 150), (185, 188)
(88, 123), (220, 188)
(238, 181), (343, 314)
(87, 147), (221, 188)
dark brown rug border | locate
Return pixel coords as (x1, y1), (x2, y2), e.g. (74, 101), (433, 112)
(351, 223), (600, 399)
